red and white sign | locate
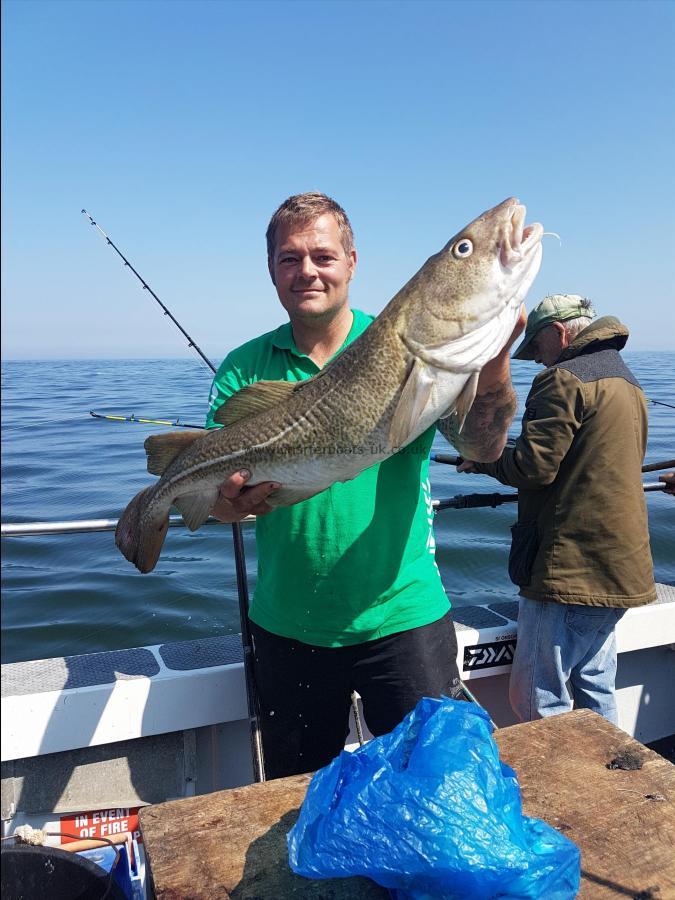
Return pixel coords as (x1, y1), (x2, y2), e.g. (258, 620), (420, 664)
(60, 807), (142, 843)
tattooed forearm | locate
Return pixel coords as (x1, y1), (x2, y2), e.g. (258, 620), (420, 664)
(438, 380), (517, 462)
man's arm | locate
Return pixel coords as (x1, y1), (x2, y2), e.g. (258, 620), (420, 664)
(437, 305), (525, 462)
(465, 366), (584, 489)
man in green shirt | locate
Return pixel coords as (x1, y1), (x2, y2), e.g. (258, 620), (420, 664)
(208, 192), (525, 779)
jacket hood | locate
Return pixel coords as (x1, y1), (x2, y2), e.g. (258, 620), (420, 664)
(557, 316), (629, 362)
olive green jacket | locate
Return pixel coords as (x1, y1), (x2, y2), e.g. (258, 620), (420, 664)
(473, 317), (656, 607)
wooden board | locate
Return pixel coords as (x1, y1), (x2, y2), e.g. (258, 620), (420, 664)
(139, 710), (675, 899)
(495, 709), (675, 899)
(139, 773), (388, 898)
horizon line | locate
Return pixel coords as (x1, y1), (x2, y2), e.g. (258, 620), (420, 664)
(2, 349), (673, 363)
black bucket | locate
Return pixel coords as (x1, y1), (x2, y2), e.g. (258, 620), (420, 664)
(1, 844), (128, 899)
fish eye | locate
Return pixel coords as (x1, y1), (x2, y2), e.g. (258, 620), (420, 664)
(452, 239), (473, 259)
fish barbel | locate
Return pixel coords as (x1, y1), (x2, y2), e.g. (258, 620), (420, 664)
(116, 197), (543, 572)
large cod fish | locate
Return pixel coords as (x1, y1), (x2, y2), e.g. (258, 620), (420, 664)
(116, 197), (543, 572)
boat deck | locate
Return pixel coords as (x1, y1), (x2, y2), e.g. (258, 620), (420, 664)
(3, 585), (674, 764)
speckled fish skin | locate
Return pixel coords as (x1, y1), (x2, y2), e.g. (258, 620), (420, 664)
(116, 197), (543, 572)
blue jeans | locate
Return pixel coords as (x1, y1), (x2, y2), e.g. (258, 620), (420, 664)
(510, 598), (627, 724)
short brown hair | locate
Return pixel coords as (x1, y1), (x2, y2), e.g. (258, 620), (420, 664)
(266, 192), (355, 259)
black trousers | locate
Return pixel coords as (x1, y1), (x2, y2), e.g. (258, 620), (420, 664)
(249, 611), (461, 780)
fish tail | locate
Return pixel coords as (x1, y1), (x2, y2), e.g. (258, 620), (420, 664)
(115, 485), (169, 573)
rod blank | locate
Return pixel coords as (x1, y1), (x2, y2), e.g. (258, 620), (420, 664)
(81, 209), (216, 374)
(433, 453), (674, 475)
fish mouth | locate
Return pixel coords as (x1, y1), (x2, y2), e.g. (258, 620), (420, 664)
(500, 203), (543, 270)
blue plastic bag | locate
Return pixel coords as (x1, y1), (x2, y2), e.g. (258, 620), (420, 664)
(288, 698), (580, 899)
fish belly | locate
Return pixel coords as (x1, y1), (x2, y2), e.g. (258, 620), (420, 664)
(250, 447), (391, 508)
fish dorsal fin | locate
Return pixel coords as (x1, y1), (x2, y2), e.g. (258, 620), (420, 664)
(213, 380), (299, 427)
(144, 431), (203, 476)
(439, 370), (479, 434)
(389, 358), (434, 450)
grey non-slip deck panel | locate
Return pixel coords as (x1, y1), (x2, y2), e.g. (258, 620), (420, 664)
(158, 633), (243, 670)
(452, 606), (511, 630)
(1, 635), (245, 698)
(488, 600), (520, 621)
(1, 648), (159, 698)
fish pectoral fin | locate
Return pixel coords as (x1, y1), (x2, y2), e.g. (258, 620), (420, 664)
(213, 380), (299, 427)
(454, 371), (479, 433)
(172, 490), (218, 531)
(145, 431), (204, 476)
(439, 371), (479, 434)
(389, 358), (434, 449)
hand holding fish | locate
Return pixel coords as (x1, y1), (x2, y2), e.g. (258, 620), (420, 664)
(212, 470), (280, 521)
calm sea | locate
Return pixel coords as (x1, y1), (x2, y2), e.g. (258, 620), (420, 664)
(2, 354), (673, 664)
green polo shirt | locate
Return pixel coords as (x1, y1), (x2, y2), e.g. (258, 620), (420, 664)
(206, 308), (450, 647)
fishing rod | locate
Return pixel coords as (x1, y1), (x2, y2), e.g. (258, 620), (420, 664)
(647, 398), (675, 411)
(82, 210), (266, 783)
(432, 453), (675, 476)
(433, 482), (668, 512)
(90, 411), (205, 429)
(434, 492), (518, 511)
(432, 453), (463, 466)
(81, 210), (215, 374)
(642, 458), (675, 473)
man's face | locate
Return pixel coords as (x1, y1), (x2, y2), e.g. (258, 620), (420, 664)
(269, 213), (357, 322)
(530, 322), (566, 367)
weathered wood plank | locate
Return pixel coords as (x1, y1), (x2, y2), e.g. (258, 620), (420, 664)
(495, 709), (675, 899)
(140, 710), (675, 899)
(139, 773), (388, 898)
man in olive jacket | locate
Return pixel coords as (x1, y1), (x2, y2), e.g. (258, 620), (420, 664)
(460, 294), (656, 724)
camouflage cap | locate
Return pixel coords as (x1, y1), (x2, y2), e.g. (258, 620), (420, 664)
(512, 294), (596, 360)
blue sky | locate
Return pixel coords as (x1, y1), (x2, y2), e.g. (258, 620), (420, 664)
(2, 0), (674, 360)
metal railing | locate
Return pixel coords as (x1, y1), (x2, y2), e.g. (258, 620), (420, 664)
(1, 483), (667, 537)
(1, 515), (254, 537)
